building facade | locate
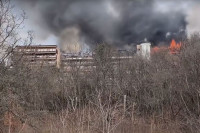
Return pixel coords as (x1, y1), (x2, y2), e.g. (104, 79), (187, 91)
(14, 45), (61, 68)
(14, 44), (149, 70)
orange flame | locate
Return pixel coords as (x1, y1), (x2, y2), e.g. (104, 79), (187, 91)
(151, 39), (182, 54)
(152, 46), (160, 53)
(169, 39), (181, 54)
(152, 46), (168, 53)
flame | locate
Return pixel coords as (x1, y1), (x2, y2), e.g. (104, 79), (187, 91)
(169, 39), (181, 54)
(151, 39), (182, 54)
(152, 46), (160, 53)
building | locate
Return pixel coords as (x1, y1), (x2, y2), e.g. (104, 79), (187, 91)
(14, 45), (61, 68)
(13, 44), (150, 70)
(137, 42), (151, 59)
(61, 53), (94, 72)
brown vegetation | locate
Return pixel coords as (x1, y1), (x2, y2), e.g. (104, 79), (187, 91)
(1, 38), (200, 133)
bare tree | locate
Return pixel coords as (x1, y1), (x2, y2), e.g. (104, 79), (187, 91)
(0, 0), (34, 132)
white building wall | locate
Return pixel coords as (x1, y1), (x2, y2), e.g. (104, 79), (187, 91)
(137, 42), (151, 59)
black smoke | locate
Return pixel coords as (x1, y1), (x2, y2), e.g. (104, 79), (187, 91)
(15, 0), (189, 47)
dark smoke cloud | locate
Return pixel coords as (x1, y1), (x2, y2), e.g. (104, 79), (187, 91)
(15, 0), (194, 49)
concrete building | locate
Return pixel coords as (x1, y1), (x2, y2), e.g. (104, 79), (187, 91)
(14, 45), (61, 68)
(13, 44), (151, 71)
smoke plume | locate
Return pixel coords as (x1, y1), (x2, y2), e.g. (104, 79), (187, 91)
(60, 26), (81, 53)
(186, 3), (200, 36)
(15, 0), (200, 51)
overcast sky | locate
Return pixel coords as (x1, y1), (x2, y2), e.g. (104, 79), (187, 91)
(13, 1), (58, 45)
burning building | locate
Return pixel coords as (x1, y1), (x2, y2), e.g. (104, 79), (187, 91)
(13, 38), (182, 71)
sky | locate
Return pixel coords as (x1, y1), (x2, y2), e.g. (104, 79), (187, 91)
(13, 1), (58, 45)
(12, 0), (200, 49)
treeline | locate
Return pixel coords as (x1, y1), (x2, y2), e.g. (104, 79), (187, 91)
(1, 35), (200, 133)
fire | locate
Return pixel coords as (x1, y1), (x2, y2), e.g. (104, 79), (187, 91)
(152, 46), (168, 53)
(152, 46), (162, 53)
(151, 39), (182, 54)
(169, 39), (181, 54)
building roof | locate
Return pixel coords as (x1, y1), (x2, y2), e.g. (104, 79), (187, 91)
(15, 45), (57, 49)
